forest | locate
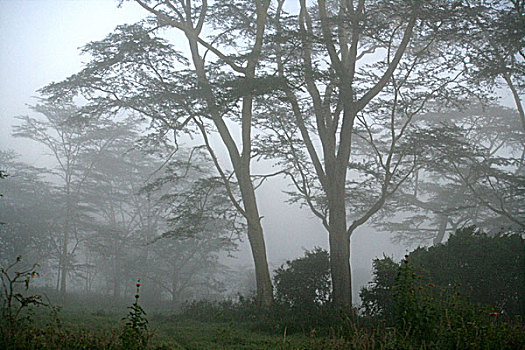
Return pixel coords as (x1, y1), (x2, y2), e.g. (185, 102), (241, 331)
(1, 0), (524, 349)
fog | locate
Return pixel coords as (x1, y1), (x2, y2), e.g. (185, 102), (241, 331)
(0, 0), (522, 324)
(1, 0), (414, 305)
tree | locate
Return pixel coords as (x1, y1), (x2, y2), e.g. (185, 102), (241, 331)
(75, 124), (161, 297)
(75, 122), (241, 303)
(0, 151), (59, 276)
(373, 0), (525, 245)
(41, 0), (275, 307)
(375, 103), (525, 245)
(263, 0), (468, 306)
(461, 0), (525, 132)
(136, 149), (243, 304)
(12, 100), (126, 299)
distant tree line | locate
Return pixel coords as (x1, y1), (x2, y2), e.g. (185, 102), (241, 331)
(1, 117), (243, 303)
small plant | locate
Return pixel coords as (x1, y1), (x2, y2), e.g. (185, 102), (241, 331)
(0, 255), (50, 326)
(119, 280), (151, 350)
(1, 256), (62, 349)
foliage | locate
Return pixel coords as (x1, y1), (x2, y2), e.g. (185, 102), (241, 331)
(5, 114), (242, 303)
(12, 100), (131, 298)
(1, 289), (524, 349)
(391, 256), (525, 349)
(359, 255), (398, 322)
(119, 281), (151, 350)
(273, 248), (331, 311)
(410, 226), (524, 317)
(378, 103), (525, 244)
(461, 0), (525, 98)
(0, 256), (52, 326)
(0, 151), (59, 270)
(392, 257), (441, 341)
(361, 226), (525, 319)
(0, 256), (61, 348)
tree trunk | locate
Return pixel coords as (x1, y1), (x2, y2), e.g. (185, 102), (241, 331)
(329, 229), (351, 307)
(113, 262), (121, 298)
(113, 279), (121, 298)
(328, 183), (352, 307)
(247, 218), (273, 308)
(171, 278), (178, 307)
(59, 184), (72, 300)
(59, 228), (69, 299)
(238, 172), (273, 308)
(433, 215), (448, 245)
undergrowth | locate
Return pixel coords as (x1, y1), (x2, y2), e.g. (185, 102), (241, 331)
(1, 257), (524, 349)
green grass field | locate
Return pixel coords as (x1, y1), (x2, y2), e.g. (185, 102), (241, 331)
(4, 305), (351, 350)
(2, 300), (525, 350)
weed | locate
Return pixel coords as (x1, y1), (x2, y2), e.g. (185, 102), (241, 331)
(119, 280), (151, 350)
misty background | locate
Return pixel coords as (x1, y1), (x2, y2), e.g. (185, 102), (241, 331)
(2, 0), (521, 310)
(0, 0), (414, 304)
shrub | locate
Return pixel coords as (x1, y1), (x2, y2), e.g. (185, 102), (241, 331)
(392, 257), (440, 341)
(409, 226), (524, 317)
(273, 247), (331, 311)
(360, 226), (525, 319)
(359, 255), (398, 321)
(391, 257), (525, 349)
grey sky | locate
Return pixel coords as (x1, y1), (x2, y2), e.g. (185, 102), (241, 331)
(1, 0), (144, 162)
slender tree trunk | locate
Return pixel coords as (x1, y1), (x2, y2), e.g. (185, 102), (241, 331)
(60, 219), (69, 301)
(113, 258), (121, 298)
(328, 187), (352, 307)
(56, 265), (61, 292)
(59, 232), (68, 299)
(171, 279), (178, 306)
(238, 172), (273, 308)
(59, 178), (73, 300)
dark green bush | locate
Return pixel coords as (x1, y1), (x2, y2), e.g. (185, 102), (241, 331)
(409, 226), (525, 317)
(273, 247), (331, 311)
(361, 226), (525, 319)
(391, 257), (525, 349)
(359, 255), (398, 321)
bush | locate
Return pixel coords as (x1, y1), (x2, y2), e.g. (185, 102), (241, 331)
(409, 226), (524, 317)
(273, 247), (331, 312)
(0, 256), (56, 327)
(359, 255), (398, 321)
(0, 264), (160, 350)
(391, 257), (525, 349)
(360, 226), (525, 319)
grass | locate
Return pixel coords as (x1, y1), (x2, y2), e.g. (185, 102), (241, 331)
(2, 297), (525, 350)
(1, 258), (523, 349)
(6, 305), (339, 350)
